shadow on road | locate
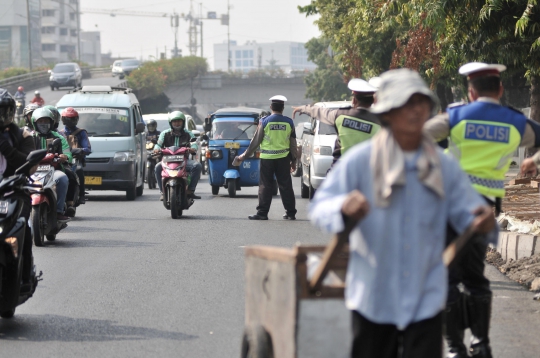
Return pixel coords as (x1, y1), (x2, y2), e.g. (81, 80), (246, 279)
(0, 314), (197, 342)
(43, 239), (158, 249)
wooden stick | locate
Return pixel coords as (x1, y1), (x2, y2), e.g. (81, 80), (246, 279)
(443, 225), (476, 268)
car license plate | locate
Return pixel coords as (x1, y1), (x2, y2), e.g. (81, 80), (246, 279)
(0, 201), (8, 214)
(85, 176), (102, 185)
(37, 165), (51, 171)
(224, 142), (240, 149)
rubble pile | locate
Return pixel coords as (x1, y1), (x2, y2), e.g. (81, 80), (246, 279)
(487, 249), (540, 291)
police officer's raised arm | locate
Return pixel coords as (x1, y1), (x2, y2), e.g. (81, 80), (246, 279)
(292, 104), (339, 126)
(423, 112), (450, 142)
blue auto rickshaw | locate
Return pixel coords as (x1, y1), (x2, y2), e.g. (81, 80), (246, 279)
(204, 107), (275, 197)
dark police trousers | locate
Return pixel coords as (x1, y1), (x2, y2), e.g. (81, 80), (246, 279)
(351, 310), (443, 358)
(256, 157), (296, 217)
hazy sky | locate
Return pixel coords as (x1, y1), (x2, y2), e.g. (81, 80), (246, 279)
(80, 0), (320, 69)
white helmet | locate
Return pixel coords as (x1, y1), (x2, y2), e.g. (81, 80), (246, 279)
(34, 90), (40, 95)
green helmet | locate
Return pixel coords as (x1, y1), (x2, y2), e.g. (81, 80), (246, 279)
(31, 108), (54, 135)
(43, 105), (60, 129)
(168, 111), (186, 131)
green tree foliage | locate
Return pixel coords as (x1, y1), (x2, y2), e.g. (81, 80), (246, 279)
(303, 37), (349, 101)
(128, 56), (207, 99)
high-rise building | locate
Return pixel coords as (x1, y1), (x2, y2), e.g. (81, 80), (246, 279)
(0, 0), (42, 69)
(40, 0), (80, 64)
(81, 31), (101, 67)
(213, 41), (316, 73)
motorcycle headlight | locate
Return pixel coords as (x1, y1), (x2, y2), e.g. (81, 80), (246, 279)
(114, 151), (136, 162)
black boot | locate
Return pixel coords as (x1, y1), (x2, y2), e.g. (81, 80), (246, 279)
(444, 299), (469, 358)
(468, 294), (493, 358)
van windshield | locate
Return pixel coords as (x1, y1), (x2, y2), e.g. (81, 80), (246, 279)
(72, 108), (131, 137)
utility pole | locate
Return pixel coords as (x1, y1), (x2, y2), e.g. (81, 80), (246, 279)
(76, 0), (81, 62)
(171, 12), (179, 57)
(199, 3), (203, 58)
(25, 0), (32, 70)
(227, 0), (230, 72)
(187, 0), (198, 56)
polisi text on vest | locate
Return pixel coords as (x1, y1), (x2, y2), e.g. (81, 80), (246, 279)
(464, 123), (510, 143)
(342, 118), (373, 133)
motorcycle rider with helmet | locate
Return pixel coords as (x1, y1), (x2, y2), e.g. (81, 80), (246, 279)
(30, 108), (71, 222)
(60, 107), (91, 207)
(154, 111), (202, 201)
(30, 91), (45, 106)
(0, 88), (37, 293)
(146, 119), (161, 144)
(43, 105), (61, 131)
(23, 103), (39, 131)
(14, 86), (26, 115)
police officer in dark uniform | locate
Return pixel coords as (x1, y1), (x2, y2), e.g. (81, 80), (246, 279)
(292, 78), (381, 161)
(425, 62), (540, 358)
(236, 95), (297, 220)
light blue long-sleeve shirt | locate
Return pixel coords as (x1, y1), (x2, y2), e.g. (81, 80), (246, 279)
(309, 141), (494, 329)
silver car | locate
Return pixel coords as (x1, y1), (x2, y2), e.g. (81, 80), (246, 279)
(49, 62), (82, 90)
(111, 59), (141, 79)
(300, 101), (351, 199)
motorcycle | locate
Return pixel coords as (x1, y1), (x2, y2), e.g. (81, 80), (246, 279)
(158, 145), (195, 219)
(146, 141), (159, 189)
(65, 147), (85, 217)
(29, 138), (69, 246)
(0, 149), (47, 318)
(15, 99), (25, 123)
(200, 138), (208, 175)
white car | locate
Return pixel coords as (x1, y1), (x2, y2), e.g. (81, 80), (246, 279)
(300, 101), (351, 199)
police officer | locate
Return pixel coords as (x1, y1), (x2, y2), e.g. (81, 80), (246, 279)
(236, 95), (297, 220)
(425, 62), (540, 358)
(292, 78), (381, 161)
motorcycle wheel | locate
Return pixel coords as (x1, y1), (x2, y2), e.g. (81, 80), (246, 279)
(170, 186), (183, 219)
(31, 205), (46, 247)
(228, 179), (237, 198)
(202, 161), (207, 175)
(147, 168), (156, 189)
(46, 234), (56, 241)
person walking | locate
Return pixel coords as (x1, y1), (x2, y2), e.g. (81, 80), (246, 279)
(236, 95), (297, 220)
(292, 78), (381, 161)
(424, 62), (540, 358)
(310, 69), (497, 358)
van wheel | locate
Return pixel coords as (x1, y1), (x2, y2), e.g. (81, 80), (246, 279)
(136, 184), (144, 197)
(309, 184), (316, 200)
(300, 180), (309, 199)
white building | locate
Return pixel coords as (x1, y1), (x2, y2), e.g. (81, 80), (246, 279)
(40, 0), (80, 64)
(0, 0), (42, 69)
(81, 31), (101, 67)
(213, 41), (316, 73)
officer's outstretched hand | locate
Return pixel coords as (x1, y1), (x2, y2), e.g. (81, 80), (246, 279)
(292, 107), (301, 119)
(520, 158), (538, 177)
(341, 190), (370, 222)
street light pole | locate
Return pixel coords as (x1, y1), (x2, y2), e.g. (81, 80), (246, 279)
(227, 0), (230, 72)
(76, 0), (81, 62)
(25, 0), (32, 70)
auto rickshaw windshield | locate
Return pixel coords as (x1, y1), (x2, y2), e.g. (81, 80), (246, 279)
(211, 120), (256, 140)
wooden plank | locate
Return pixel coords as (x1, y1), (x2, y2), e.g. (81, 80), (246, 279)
(443, 225), (475, 268)
(531, 180), (540, 189)
(508, 178), (531, 185)
(244, 246), (306, 263)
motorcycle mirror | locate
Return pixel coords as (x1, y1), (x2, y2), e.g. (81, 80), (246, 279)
(190, 137), (197, 143)
(15, 149), (48, 175)
(202, 134), (209, 141)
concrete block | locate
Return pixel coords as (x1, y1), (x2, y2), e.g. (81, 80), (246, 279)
(497, 233), (508, 259)
(517, 234), (537, 259)
(506, 233), (519, 261)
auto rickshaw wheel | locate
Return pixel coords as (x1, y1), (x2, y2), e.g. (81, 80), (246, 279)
(227, 179), (237, 198)
(212, 185), (220, 195)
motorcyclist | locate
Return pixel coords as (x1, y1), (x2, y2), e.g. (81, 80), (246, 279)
(43, 105), (61, 131)
(30, 91), (45, 106)
(0, 88), (37, 294)
(154, 111), (202, 201)
(146, 119), (161, 144)
(59, 107), (91, 209)
(30, 108), (71, 222)
(23, 103), (39, 131)
(14, 86), (26, 111)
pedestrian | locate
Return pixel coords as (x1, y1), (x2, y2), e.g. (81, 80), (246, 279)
(292, 78), (381, 161)
(424, 62), (540, 358)
(235, 95), (297, 220)
(30, 90), (45, 106)
(310, 69), (497, 358)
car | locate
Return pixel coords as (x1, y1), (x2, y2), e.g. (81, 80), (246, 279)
(300, 101), (351, 199)
(48, 62), (82, 90)
(142, 113), (202, 162)
(56, 85), (147, 200)
(111, 59), (141, 79)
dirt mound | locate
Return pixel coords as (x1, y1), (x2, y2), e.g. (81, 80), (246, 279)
(486, 248), (540, 290)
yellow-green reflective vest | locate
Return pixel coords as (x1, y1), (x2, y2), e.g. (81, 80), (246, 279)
(448, 102), (527, 198)
(335, 114), (381, 155)
(260, 114), (293, 159)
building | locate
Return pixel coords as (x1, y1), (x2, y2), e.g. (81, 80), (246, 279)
(213, 41), (316, 73)
(0, 0), (42, 69)
(40, 0), (80, 64)
(81, 31), (101, 67)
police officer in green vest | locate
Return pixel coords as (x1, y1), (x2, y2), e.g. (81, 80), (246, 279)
(236, 95), (297, 220)
(292, 78), (381, 161)
(425, 62), (540, 358)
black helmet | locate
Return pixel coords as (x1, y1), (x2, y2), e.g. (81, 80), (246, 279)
(0, 88), (15, 128)
(147, 119), (157, 132)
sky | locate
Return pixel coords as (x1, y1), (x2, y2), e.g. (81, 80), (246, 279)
(80, 0), (321, 69)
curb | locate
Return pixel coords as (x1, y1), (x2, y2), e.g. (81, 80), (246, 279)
(496, 232), (540, 261)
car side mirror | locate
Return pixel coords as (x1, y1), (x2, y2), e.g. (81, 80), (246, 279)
(16, 149), (47, 175)
(192, 130), (200, 137)
(135, 122), (146, 134)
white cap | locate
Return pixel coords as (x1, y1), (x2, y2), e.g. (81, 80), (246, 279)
(35, 90), (40, 94)
(368, 77), (382, 89)
(347, 78), (376, 93)
(269, 95), (287, 102)
(458, 62), (506, 79)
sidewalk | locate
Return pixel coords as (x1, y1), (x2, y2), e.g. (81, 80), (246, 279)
(486, 263), (540, 357)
